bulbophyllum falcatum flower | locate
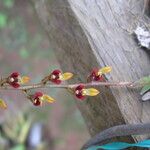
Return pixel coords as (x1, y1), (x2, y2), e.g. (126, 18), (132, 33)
(42, 69), (73, 84)
(7, 72), (30, 88)
(88, 66), (112, 82)
(74, 85), (99, 100)
(31, 92), (55, 106)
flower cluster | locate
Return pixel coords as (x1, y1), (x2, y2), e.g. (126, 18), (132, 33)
(0, 72), (30, 109)
(0, 66), (112, 109)
(74, 66), (111, 100)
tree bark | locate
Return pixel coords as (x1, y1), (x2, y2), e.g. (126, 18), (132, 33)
(31, 0), (150, 146)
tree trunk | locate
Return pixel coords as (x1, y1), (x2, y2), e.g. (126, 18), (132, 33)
(31, 0), (150, 146)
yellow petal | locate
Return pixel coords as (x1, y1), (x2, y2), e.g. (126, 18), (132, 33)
(82, 88), (100, 96)
(42, 95), (55, 103)
(98, 66), (112, 74)
(0, 99), (7, 109)
(60, 72), (73, 81)
(20, 76), (30, 84)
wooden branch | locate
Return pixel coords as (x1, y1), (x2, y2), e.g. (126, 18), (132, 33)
(0, 81), (134, 90)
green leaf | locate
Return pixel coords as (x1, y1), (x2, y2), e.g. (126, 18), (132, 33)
(133, 76), (150, 87)
(19, 47), (29, 59)
(141, 85), (150, 95)
(18, 118), (31, 143)
(3, 0), (14, 8)
(139, 76), (150, 85)
(0, 13), (7, 28)
(10, 144), (25, 150)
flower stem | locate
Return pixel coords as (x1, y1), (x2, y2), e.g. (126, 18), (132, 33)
(0, 81), (138, 90)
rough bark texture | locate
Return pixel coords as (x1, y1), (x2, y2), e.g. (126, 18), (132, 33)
(31, 0), (150, 145)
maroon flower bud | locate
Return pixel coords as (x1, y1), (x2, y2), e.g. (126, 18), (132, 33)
(42, 69), (73, 85)
(88, 67), (112, 82)
(32, 92), (43, 106)
(8, 72), (20, 88)
(50, 70), (62, 84)
(75, 85), (85, 100)
(89, 69), (104, 82)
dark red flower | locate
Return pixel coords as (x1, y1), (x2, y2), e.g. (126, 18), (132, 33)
(75, 85), (85, 100)
(32, 92), (43, 106)
(33, 99), (41, 106)
(50, 70), (61, 84)
(10, 72), (19, 78)
(88, 69), (104, 82)
(8, 72), (20, 88)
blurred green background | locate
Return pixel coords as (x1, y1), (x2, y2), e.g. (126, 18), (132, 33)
(0, 0), (89, 149)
